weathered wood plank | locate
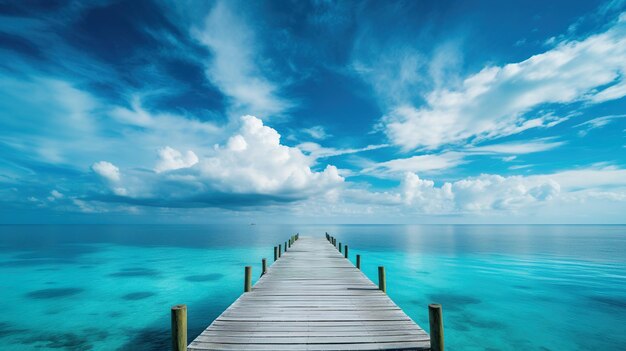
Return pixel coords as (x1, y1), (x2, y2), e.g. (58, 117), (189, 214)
(188, 236), (430, 351)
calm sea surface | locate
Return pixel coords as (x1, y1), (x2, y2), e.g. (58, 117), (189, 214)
(0, 224), (624, 350)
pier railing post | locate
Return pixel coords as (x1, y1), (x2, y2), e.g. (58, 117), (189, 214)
(338, 242), (342, 253)
(356, 254), (361, 269)
(244, 266), (252, 292)
(429, 304), (444, 351)
(171, 304), (187, 351)
(344, 245), (349, 259)
(279, 244), (282, 257)
(285, 241), (287, 251)
(378, 266), (386, 293)
(274, 246), (278, 262)
(261, 258), (267, 276)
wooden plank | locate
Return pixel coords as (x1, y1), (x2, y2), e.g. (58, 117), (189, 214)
(188, 237), (430, 351)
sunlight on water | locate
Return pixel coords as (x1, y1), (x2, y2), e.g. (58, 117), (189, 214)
(0, 224), (624, 350)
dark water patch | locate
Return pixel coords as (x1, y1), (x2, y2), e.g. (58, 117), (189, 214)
(120, 327), (170, 351)
(26, 287), (84, 299)
(109, 311), (123, 318)
(122, 291), (155, 300)
(0, 321), (28, 337)
(79, 265), (94, 269)
(82, 328), (108, 342)
(588, 295), (626, 309)
(426, 293), (481, 311)
(109, 267), (160, 278)
(20, 332), (93, 350)
(184, 273), (224, 282)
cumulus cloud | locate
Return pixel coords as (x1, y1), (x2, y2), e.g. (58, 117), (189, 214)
(195, 116), (342, 195)
(155, 147), (199, 173)
(382, 14), (626, 149)
(91, 161), (120, 182)
(98, 116), (344, 207)
(401, 172), (560, 213)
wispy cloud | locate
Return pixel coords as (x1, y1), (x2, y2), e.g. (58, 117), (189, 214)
(362, 152), (466, 177)
(574, 114), (626, 136)
(298, 142), (389, 159)
(302, 126), (330, 140)
(377, 13), (626, 150)
(193, 1), (292, 118)
(468, 138), (565, 154)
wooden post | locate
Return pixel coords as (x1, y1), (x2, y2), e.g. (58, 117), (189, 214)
(338, 242), (342, 253)
(378, 266), (386, 293)
(344, 245), (349, 259)
(285, 241), (287, 251)
(274, 246), (278, 262)
(261, 258), (267, 276)
(278, 244), (282, 257)
(171, 304), (187, 351)
(244, 266), (252, 292)
(356, 254), (361, 269)
(429, 304), (444, 351)
(288, 239), (291, 248)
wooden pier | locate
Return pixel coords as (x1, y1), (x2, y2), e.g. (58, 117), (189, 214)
(174, 235), (443, 351)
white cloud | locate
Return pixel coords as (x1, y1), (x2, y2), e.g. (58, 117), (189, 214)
(362, 152), (465, 176)
(91, 161), (120, 182)
(574, 114), (626, 136)
(399, 173), (560, 213)
(529, 166), (626, 190)
(298, 142), (389, 159)
(302, 126), (329, 140)
(100, 116), (344, 205)
(195, 116), (343, 195)
(194, 1), (290, 118)
(155, 146), (199, 173)
(468, 139), (565, 154)
(382, 14), (626, 149)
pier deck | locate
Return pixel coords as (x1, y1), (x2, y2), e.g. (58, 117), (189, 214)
(188, 236), (430, 350)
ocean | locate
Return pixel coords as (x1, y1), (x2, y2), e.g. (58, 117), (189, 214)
(0, 224), (624, 350)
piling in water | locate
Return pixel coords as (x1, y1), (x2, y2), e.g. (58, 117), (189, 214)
(261, 258), (267, 276)
(244, 266), (252, 292)
(429, 304), (444, 351)
(344, 245), (349, 259)
(171, 304), (187, 351)
(356, 254), (361, 269)
(274, 246), (278, 262)
(378, 266), (386, 293)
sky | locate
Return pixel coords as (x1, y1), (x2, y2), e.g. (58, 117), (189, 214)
(0, 0), (625, 224)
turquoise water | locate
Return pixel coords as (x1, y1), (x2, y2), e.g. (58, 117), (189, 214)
(0, 225), (624, 350)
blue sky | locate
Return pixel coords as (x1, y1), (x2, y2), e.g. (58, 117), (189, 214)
(1, 0), (625, 224)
